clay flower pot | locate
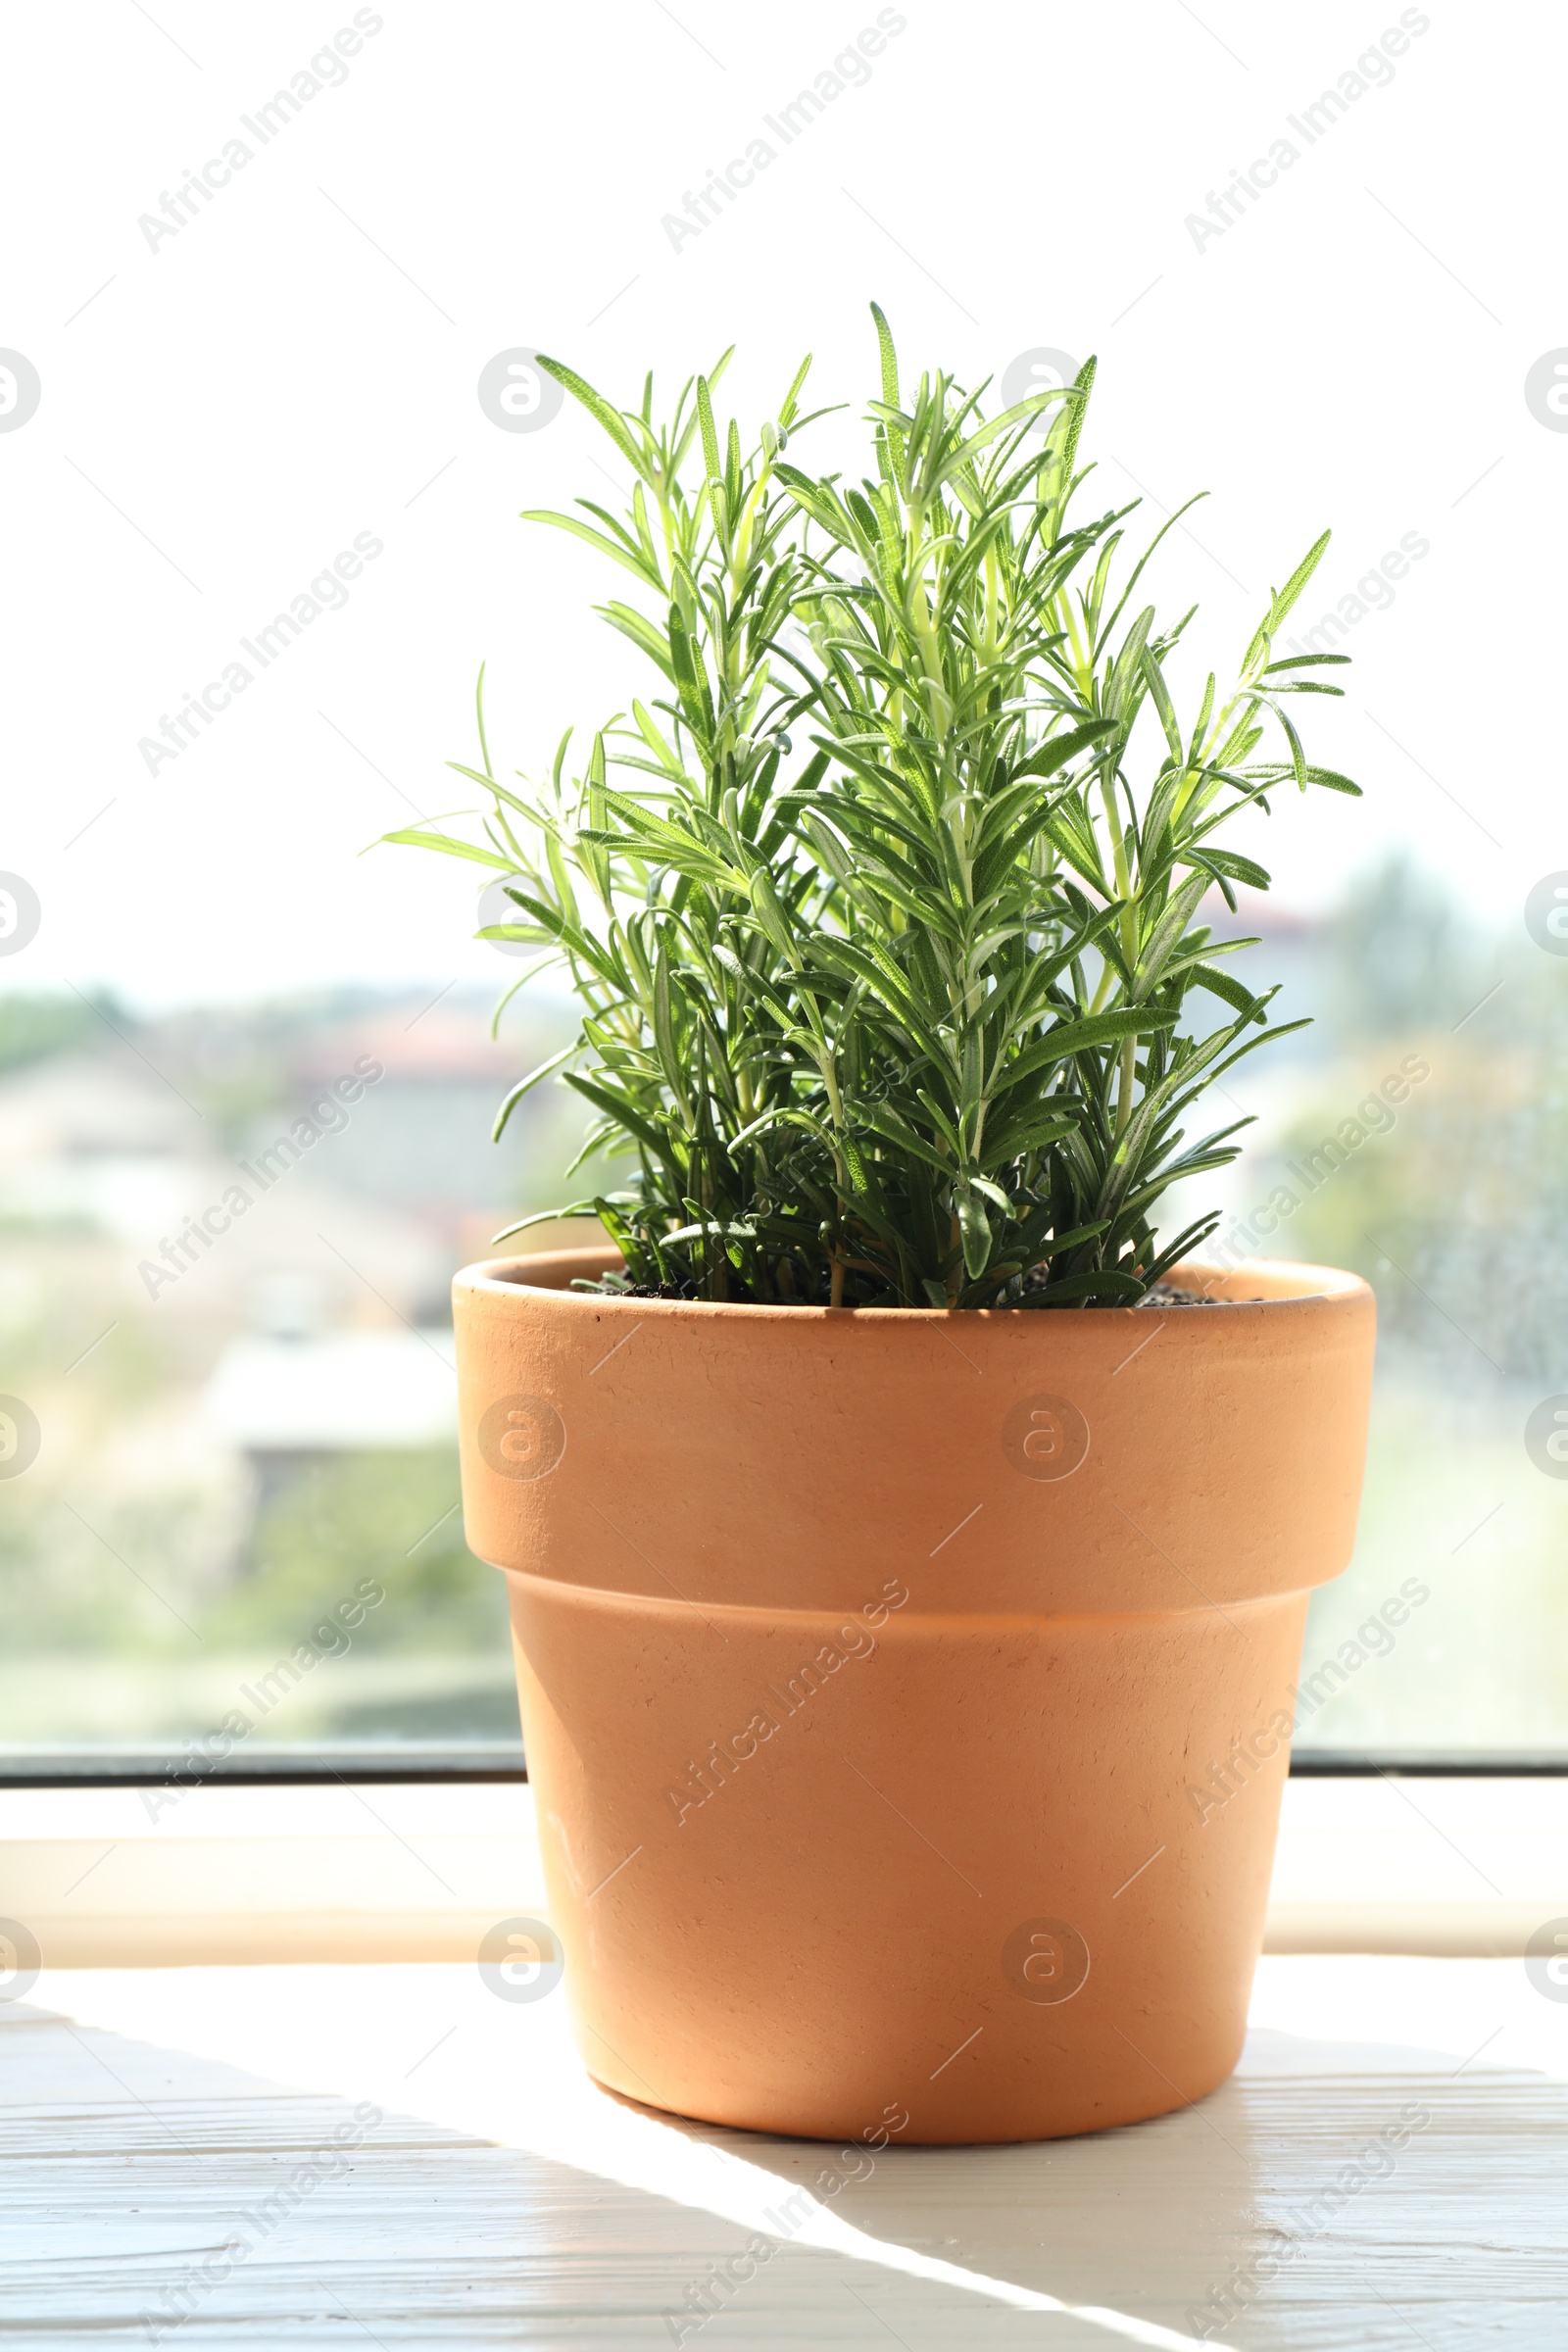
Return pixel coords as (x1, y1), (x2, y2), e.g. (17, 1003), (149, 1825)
(453, 1248), (1374, 2145)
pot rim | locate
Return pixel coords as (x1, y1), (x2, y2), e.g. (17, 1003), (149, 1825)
(454, 1248), (1372, 1322)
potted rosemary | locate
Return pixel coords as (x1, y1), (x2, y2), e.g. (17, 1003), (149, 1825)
(392, 313), (1375, 2143)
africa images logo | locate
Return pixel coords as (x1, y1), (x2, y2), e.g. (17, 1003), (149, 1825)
(478, 1394), (567, 1481)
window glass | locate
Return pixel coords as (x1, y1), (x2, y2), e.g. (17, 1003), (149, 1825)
(2, 5), (1553, 1771)
(0, 982), (587, 1765)
(1174, 868), (1567, 1757)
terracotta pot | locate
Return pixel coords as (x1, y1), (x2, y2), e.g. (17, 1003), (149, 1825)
(453, 1249), (1374, 2145)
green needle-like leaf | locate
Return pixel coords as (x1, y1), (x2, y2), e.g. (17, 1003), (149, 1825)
(383, 314), (1361, 1311)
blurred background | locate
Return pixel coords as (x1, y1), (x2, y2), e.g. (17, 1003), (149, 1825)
(0, 979), (586, 1756)
(2, 0), (1564, 1764)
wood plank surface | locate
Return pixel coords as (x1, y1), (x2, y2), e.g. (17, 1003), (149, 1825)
(3, 1957), (1565, 2347)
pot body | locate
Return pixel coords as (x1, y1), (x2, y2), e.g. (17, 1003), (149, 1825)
(453, 1251), (1374, 2143)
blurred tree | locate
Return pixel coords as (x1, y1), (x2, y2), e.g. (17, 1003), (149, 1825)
(1322, 854), (1484, 1038)
(211, 1447), (509, 1654)
(1271, 908), (1568, 1383)
(0, 991), (125, 1072)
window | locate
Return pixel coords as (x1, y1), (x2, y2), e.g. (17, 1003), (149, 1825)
(1167, 869), (1567, 1762)
(0, 977), (588, 1770)
(2, 2), (1557, 1782)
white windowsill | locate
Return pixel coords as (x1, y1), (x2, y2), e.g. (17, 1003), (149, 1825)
(2, 1774), (1563, 1965)
(14, 1948), (1568, 2344)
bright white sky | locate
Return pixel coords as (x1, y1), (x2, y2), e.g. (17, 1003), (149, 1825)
(2, 0), (1560, 1010)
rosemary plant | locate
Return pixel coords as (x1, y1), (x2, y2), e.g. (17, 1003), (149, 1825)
(390, 311), (1359, 1307)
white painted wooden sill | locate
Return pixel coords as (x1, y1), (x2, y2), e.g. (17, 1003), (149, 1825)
(2, 1777), (1563, 1966)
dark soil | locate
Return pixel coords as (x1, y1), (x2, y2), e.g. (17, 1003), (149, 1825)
(573, 1276), (785, 1303)
(574, 1273), (1262, 1308)
(1135, 1281), (1265, 1306)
